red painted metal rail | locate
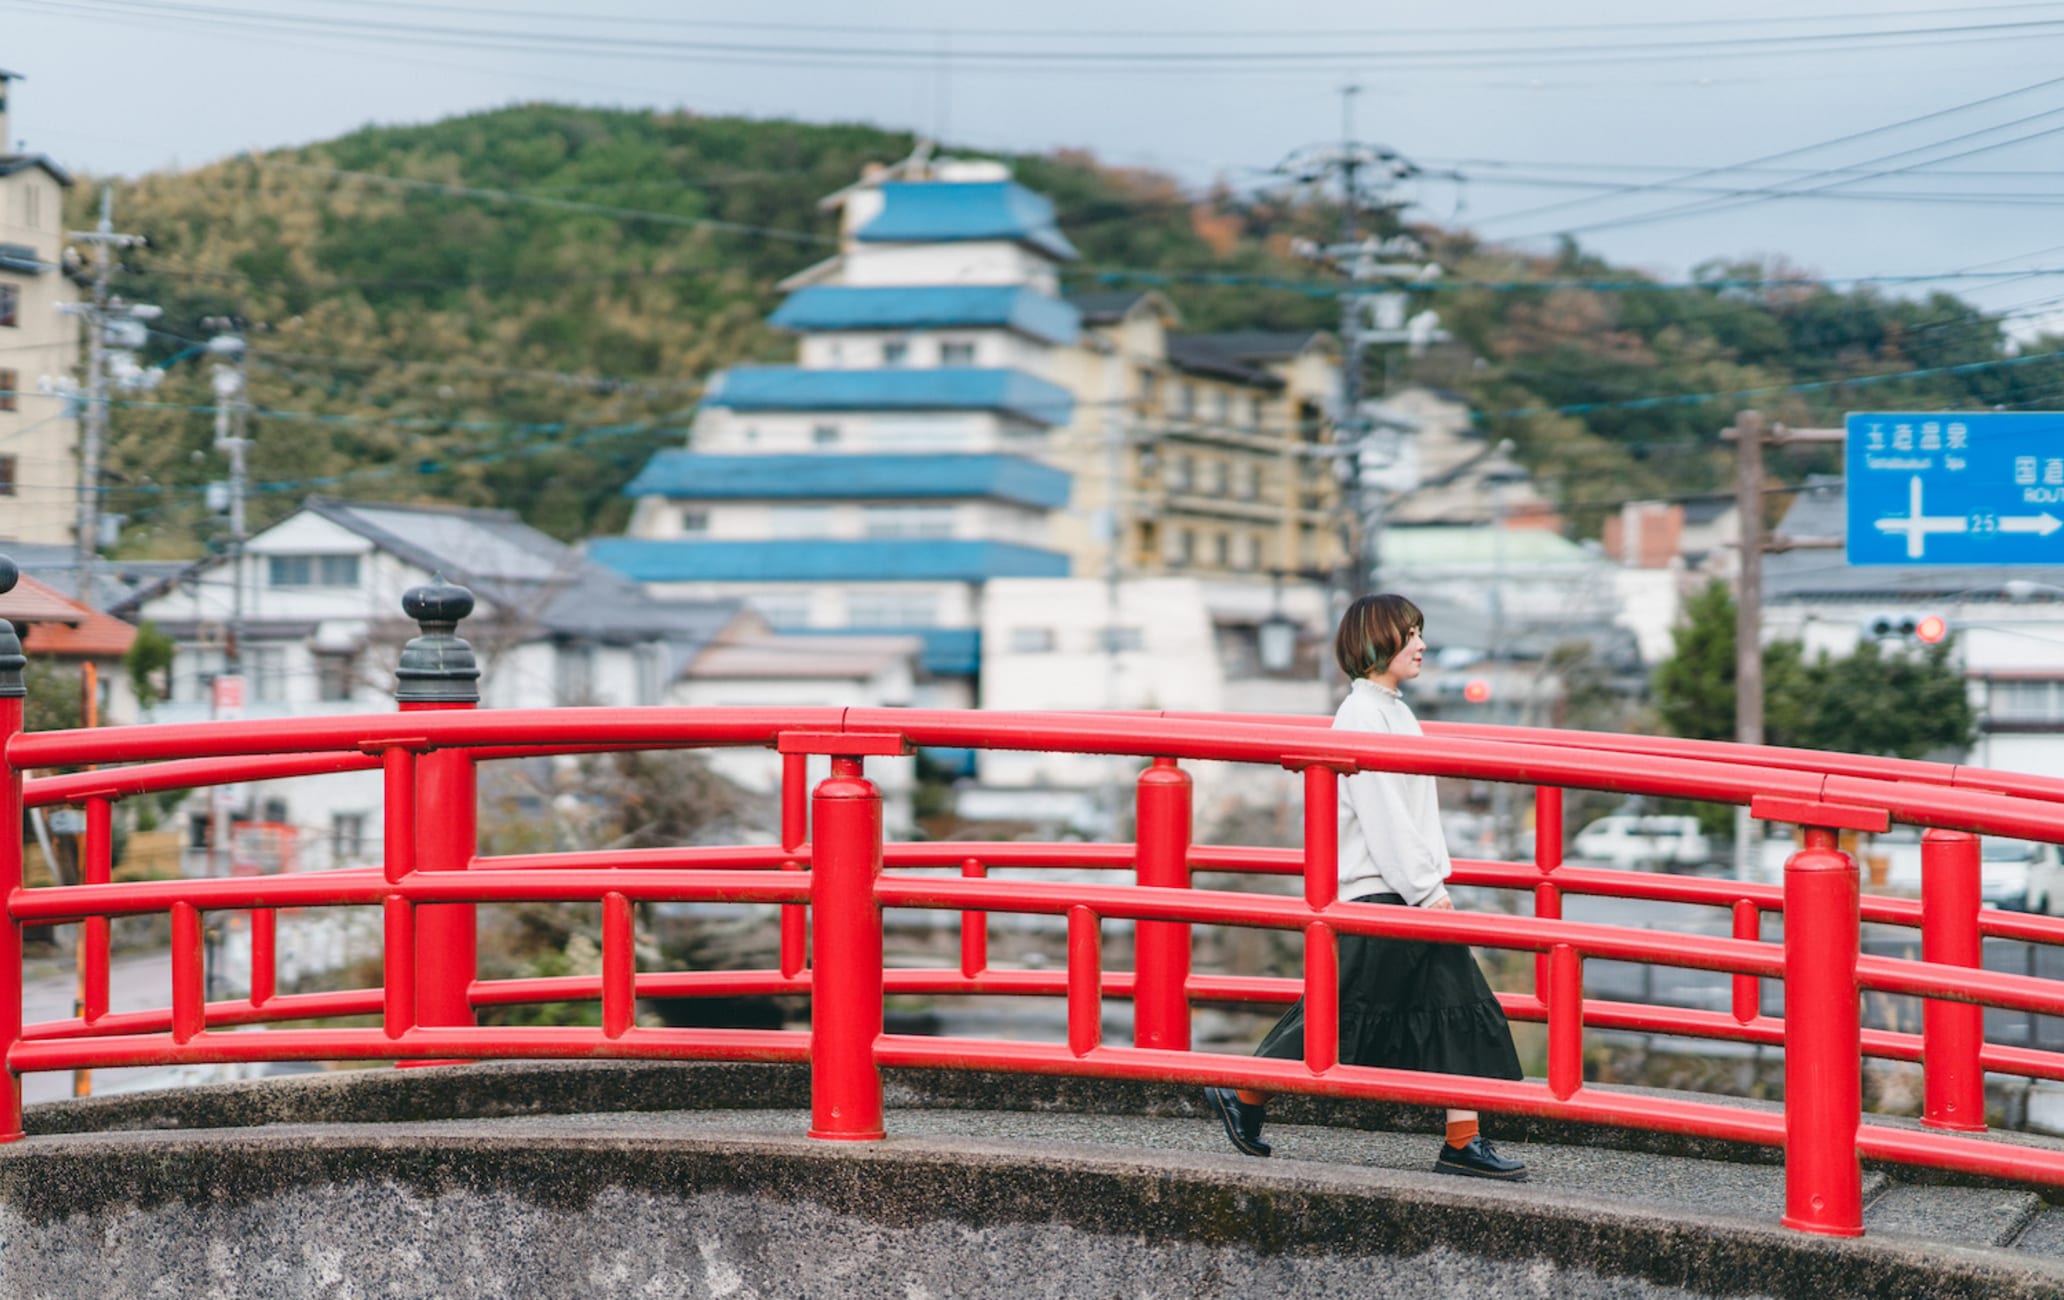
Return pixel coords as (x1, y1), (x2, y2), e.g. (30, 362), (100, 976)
(8, 698), (2064, 1239)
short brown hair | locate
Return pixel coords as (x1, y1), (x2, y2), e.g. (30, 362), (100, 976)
(1334, 594), (1424, 680)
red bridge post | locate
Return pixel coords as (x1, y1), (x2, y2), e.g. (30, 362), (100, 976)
(1780, 822), (1865, 1237)
(1921, 828), (1985, 1132)
(0, 556), (25, 1142)
(1133, 757), (1191, 1053)
(809, 753), (885, 1140)
(394, 579), (481, 1038)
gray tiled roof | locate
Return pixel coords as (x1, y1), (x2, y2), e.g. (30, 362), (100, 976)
(1767, 476), (2064, 600)
(302, 497), (747, 647)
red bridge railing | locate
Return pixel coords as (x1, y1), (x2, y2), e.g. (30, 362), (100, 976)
(5, 572), (2064, 1240)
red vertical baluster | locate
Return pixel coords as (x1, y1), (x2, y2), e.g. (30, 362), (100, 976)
(170, 901), (205, 1044)
(382, 747), (417, 1039)
(1304, 921), (1339, 1074)
(250, 907), (276, 1008)
(1533, 787), (1563, 1005)
(602, 891), (635, 1040)
(960, 857), (988, 979)
(1067, 905), (1102, 1058)
(1781, 825), (1864, 1238)
(82, 797), (111, 1024)
(1732, 901), (1762, 1024)
(1302, 765), (1339, 912)
(1548, 943), (1583, 1100)
(0, 672), (26, 1142)
(780, 751), (808, 980)
(412, 745), (477, 1030)
(809, 756), (885, 1141)
(1133, 757), (1192, 1052)
(1301, 765), (1341, 1074)
(1921, 828), (1985, 1132)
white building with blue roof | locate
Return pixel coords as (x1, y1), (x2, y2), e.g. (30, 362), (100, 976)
(599, 157), (1086, 717)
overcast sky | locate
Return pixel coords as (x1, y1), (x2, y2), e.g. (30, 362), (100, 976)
(8, 0), (2064, 337)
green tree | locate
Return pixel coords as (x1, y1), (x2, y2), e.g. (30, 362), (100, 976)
(1651, 580), (1974, 759)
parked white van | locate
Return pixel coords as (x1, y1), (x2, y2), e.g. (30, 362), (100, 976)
(2003, 838), (2064, 914)
(1572, 815), (1714, 870)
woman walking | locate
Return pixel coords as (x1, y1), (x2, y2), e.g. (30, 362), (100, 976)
(1206, 594), (1528, 1180)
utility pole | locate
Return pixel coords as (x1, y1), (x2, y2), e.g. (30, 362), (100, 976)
(1275, 87), (1451, 603)
(58, 185), (153, 606)
(1725, 414), (1845, 880)
(205, 321), (250, 674)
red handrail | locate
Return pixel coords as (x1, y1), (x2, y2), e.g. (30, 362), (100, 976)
(9, 700), (2064, 1244)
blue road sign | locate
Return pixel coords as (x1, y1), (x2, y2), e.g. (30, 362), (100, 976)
(1845, 412), (2064, 566)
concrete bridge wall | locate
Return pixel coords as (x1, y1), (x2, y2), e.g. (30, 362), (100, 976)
(0, 1062), (2054, 1299)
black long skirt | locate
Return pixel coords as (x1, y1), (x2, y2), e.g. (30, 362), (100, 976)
(1254, 892), (1523, 1080)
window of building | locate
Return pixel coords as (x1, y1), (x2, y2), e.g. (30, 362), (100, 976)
(882, 339), (910, 366)
(1175, 529), (1195, 567)
(847, 591), (941, 628)
(0, 455), (14, 497)
(1206, 459), (1228, 496)
(1249, 396), (1265, 428)
(939, 340), (976, 367)
(1137, 368), (1158, 405)
(315, 652), (356, 702)
(1170, 454), (1194, 492)
(331, 812), (367, 865)
(23, 186), (40, 231)
(1009, 627), (1056, 653)
(748, 593), (811, 628)
(863, 505), (956, 539)
(1099, 627), (1144, 653)
(813, 423), (840, 446)
(766, 506), (835, 537)
(1177, 383), (1196, 418)
(1993, 680), (2064, 722)
(268, 554), (360, 588)
(247, 645), (288, 703)
(677, 509), (709, 534)
(555, 643), (596, 704)
(1245, 534), (1265, 570)
(0, 368), (16, 412)
(1214, 533), (1231, 568)
(1237, 463), (1260, 500)
(0, 283), (16, 328)
(1215, 389), (1232, 425)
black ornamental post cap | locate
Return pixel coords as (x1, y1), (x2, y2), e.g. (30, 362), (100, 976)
(394, 575), (480, 705)
(0, 554), (23, 700)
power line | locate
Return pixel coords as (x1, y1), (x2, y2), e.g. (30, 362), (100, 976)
(28, 0), (2064, 70)
(1468, 69), (2064, 229)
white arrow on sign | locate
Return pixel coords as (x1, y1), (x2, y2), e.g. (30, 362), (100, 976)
(1874, 476), (1968, 559)
(1999, 512), (2063, 537)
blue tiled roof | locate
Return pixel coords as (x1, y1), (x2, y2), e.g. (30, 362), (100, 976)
(769, 286), (1081, 346)
(705, 366), (1073, 427)
(856, 182), (1078, 261)
(778, 626), (981, 677)
(623, 453), (1071, 509)
(589, 538), (1072, 584)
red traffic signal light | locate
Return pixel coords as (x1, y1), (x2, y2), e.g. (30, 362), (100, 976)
(1865, 612), (1950, 644)
(1463, 678), (1492, 703)
(1914, 614), (1948, 645)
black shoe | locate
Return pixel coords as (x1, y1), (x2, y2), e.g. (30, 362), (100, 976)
(1435, 1135), (1529, 1181)
(1205, 1087), (1272, 1158)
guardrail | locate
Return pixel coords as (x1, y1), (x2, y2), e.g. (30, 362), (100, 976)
(6, 566), (2064, 1239)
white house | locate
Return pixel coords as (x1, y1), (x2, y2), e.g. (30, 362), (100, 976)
(131, 497), (922, 868)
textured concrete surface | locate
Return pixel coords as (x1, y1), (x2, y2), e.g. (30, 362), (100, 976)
(7, 1062), (2064, 1298)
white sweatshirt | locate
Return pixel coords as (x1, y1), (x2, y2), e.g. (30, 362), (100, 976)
(1333, 678), (1453, 907)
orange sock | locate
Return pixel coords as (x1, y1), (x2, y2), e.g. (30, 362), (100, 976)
(1234, 1089), (1266, 1106)
(1445, 1117), (1480, 1149)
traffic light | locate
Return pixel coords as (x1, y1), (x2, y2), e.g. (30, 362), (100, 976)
(1863, 612), (1950, 644)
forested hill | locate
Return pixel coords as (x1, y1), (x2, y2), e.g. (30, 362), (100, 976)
(78, 102), (2064, 554)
